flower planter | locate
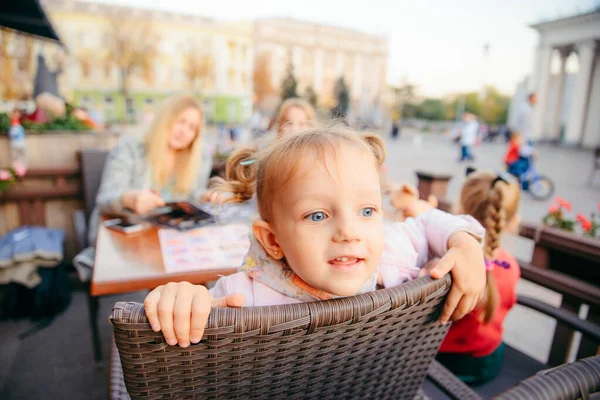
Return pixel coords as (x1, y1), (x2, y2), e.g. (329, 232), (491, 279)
(519, 221), (600, 365)
(0, 131), (120, 260)
(520, 221), (600, 284)
(0, 131), (119, 168)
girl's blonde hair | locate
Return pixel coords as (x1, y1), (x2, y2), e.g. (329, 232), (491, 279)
(275, 98), (317, 137)
(145, 95), (204, 195)
(212, 128), (386, 222)
(460, 171), (521, 323)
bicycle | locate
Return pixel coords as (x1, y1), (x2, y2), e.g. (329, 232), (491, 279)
(517, 157), (555, 201)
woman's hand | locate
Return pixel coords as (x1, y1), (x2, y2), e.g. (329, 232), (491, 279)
(121, 189), (166, 215)
(144, 282), (245, 348)
(426, 231), (486, 324)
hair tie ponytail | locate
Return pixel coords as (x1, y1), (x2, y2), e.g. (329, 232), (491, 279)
(361, 133), (386, 167)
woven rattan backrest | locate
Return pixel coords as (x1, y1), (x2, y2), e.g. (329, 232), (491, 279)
(110, 275), (452, 400)
(496, 354), (600, 400)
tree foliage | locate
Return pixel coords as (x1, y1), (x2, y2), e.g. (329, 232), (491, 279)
(331, 76), (350, 118)
(104, 18), (158, 119)
(406, 85), (510, 124)
(304, 85), (318, 108)
(253, 52), (275, 103)
(281, 61), (298, 101)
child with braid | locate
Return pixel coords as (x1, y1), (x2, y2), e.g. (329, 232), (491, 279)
(437, 169), (522, 384)
(143, 128), (487, 348)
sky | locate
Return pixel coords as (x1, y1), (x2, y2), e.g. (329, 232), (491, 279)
(86, 0), (598, 97)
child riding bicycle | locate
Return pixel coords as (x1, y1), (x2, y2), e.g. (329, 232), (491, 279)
(505, 132), (535, 190)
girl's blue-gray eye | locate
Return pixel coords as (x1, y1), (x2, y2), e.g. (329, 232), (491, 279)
(307, 211), (326, 222)
(360, 207), (375, 217)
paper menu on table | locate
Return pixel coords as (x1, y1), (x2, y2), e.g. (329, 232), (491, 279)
(158, 224), (250, 273)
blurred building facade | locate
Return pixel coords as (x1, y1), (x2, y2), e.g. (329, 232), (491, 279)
(40, 0), (254, 123)
(509, 8), (600, 147)
(3, 1), (391, 125)
(254, 18), (390, 125)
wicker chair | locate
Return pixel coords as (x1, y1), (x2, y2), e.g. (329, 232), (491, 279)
(72, 149), (109, 362)
(111, 275), (453, 399)
(110, 275), (600, 399)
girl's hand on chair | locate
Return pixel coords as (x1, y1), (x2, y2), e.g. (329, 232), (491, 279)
(144, 282), (245, 348)
(427, 231), (486, 325)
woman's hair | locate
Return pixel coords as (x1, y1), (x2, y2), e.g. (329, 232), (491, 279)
(211, 127), (386, 222)
(145, 95), (204, 195)
(274, 98), (317, 137)
(460, 171), (521, 323)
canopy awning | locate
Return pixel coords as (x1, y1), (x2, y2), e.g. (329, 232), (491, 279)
(0, 0), (62, 44)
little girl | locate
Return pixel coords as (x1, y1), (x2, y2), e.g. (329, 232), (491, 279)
(273, 97), (317, 137)
(202, 98), (317, 204)
(437, 169), (522, 384)
(145, 128), (487, 348)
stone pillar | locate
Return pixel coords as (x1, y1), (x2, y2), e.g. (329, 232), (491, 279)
(582, 52), (600, 148)
(313, 48), (323, 93)
(565, 40), (597, 144)
(549, 48), (570, 141)
(532, 43), (553, 141)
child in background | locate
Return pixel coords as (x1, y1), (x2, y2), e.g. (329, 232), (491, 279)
(505, 132), (536, 190)
(437, 169), (521, 384)
(203, 98), (317, 204)
(146, 128), (487, 348)
(459, 112), (479, 162)
(273, 98), (317, 137)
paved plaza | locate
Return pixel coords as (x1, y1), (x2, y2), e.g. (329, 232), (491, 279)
(1, 128), (598, 398)
(382, 129), (599, 364)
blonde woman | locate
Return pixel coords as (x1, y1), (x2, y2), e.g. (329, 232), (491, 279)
(88, 95), (212, 244)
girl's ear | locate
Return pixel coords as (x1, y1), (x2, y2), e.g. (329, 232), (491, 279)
(252, 220), (284, 259)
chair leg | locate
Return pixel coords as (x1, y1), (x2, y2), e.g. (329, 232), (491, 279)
(86, 289), (102, 363)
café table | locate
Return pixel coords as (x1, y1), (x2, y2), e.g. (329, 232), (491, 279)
(88, 203), (256, 362)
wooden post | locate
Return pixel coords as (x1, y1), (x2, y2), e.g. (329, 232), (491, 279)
(415, 171), (453, 213)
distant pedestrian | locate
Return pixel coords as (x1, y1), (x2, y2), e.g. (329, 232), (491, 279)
(391, 121), (400, 139)
(459, 112), (479, 162)
(515, 93), (536, 144)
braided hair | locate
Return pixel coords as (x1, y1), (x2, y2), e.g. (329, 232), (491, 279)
(460, 171), (520, 323)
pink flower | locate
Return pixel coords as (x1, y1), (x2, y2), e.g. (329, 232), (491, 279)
(598, 202), (600, 212)
(582, 220), (593, 233)
(11, 161), (26, 177)
(0, 170), (12, 181)
(548, 204), (559, 213)
(576, 213), (592, 232)
(555, 197), (572, 212)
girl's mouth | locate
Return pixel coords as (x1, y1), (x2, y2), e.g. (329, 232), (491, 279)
(328, 256), (364, 267)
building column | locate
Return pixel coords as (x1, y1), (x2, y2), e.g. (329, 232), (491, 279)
(549, 47), (570, 140)
(532, 43), (553, 140)
(565, 40), (596, 144)
(582, 51), (600, 148)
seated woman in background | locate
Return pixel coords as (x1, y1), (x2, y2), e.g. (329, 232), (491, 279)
(74, 95), (213, 281)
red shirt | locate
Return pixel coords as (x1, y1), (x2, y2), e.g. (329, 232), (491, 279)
(439, 248), (520, 357)
(504, 142), (520, 165)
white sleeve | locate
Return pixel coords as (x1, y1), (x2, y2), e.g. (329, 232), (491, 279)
(401, 209), (485, 262)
